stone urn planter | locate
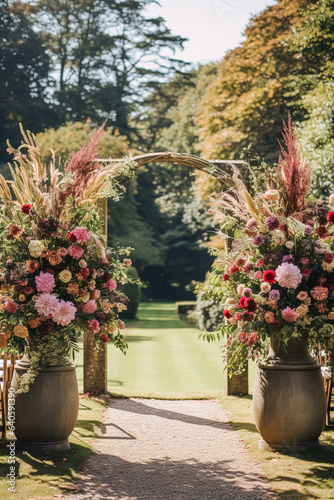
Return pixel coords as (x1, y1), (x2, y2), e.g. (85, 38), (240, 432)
(253, 337), (326, 453)
(11, 355), (79, 452)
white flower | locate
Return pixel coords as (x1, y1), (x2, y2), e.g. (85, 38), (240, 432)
(237, 284), (245, 295)
(276, 262), (302, 289)
(285, 241), (294, 249)
(29, 240), (47, 258)
(273, 230), (286, 247)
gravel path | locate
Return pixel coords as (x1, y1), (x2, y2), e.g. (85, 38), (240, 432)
(67, 399), (276, 499)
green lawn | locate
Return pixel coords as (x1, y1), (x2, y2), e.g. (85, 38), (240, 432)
(75, 302), (257, 398)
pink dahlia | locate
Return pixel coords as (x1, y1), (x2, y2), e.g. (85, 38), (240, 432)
(52, 300), (77, 326)
(71, 228), (91, 244)
(35, 271), (55, 293)
(88, 319), (100, 334)
(82, 300), (97, 314)
(104, 278), (117, 292)
(310, 286), (329, 301)
(275, 262), (302, 289)
(281, 307), (299, 323)
(254, 271), (263, 280)
(68, 245), (85, 260)
(34, 293), (59, 317)
(4, 298), (19, 313)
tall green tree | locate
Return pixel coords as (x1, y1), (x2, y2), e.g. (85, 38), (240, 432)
(0, 0), (54, 161)
(33, 0), (187, 135)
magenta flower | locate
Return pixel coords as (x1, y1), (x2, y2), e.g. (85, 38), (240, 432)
(68, 245), (85, 260)
(82, 300), (97, 313)
(35, 271), (55, 293)
(105, 278), (117, 292)
(52, 300), (77, 326)
(281, 307), (299, 322)
(4, 298), (19, 313)
(34, 293), (59, 317)
(72, 228), (91, 244)
(88, 319), (100, 334)
(282, 254), (294, 263)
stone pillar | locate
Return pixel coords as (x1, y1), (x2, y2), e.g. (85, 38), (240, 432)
(83, 198), (108, 394)
(225, 363), (249, 395)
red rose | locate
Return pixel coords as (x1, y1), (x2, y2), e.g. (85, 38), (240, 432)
(240, 297), (246, 309)
(21, 204), (31, 214)
(327, 211), (334, 222)
(68, 231), (77, 243)
(222, 273), (229, 281)
(223, 310), (231, 319)
(263, 270), (276, 283)
(243, 312), (254, 322)
(46, 268), (55, 275)
(325, 281), (334, 294)
(302, 268), (312, 277)
(244, 297), (257, 312)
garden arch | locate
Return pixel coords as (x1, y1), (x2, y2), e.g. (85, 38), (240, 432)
(84, 153), (248, 395)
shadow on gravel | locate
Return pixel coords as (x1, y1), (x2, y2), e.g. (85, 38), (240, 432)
(73, 455), (274, 500)
(108, 399), (234, 431)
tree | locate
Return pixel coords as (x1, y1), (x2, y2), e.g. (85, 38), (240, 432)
(33, 0), (187, 135)
(0, 0), (54, 162)
(195, 0), (314, 165)
(286, 0), (334, 200)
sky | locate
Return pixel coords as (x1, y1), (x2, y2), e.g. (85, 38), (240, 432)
(146, 0), (277, 65)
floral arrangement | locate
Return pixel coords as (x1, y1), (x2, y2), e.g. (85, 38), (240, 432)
(202, 116), (334, 374)
(0, 123), (137, 391)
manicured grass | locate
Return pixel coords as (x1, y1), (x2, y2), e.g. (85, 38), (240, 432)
(0, 396), (105, 500)
(75, 302), (257, 398)
(220, 395), (334, 499)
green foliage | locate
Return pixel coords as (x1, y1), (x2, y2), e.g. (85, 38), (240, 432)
(120, 266), (141, 319)
(196, 291), (225, 333)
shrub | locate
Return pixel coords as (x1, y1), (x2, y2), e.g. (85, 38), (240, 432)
(196, 291), (225, 332)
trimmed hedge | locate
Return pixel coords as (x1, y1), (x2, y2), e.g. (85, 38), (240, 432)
(120, 266), (141, 319)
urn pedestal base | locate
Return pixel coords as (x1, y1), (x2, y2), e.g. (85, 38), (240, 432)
(253, 338), (326, 453)
(11, 355), (79, 453)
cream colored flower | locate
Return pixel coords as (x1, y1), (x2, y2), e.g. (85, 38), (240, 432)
(237, 284), (245, 295)
(273, 230), (286, 246)
(107, 323), (116, 334)
(304, 297), (311, 306)
(329, 194), (334, 205)
(285, 241), (294, 249)
(328, 312), (334, 320)
(322, 261), (334, 272)
(59, 269), (72, 283)
(79, 259), (87, 268)
(264, 190), (279, 201)
(264, 312), (275, 323)
(13, 325), (29, 338)
(29, 240), (47, 258)
(100, 299), (112, 314)
(296, 304), (309, 317)
(261, 282), (271, 293)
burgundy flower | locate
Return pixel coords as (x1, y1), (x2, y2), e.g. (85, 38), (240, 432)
(243, 312), (254, 322)
(244, 263), (254, 273)
(302, 268), (312, 277)
(324, 252), (334, 264)
(222, 273), (229, 281)
(40, 319), (55, 334)
(253, 234), (265, 247)
(223, 310), (231, 319)
(244, 297), (257, 312)
(316, 226), (329, 238)
(265, 216), (280, 231)
(236, 258), (246, 266)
